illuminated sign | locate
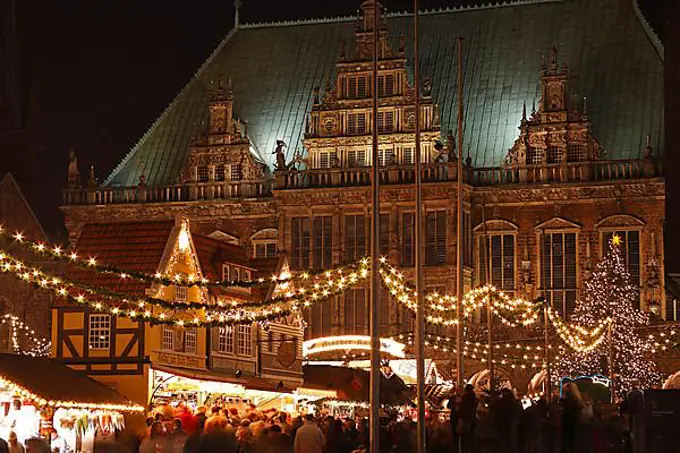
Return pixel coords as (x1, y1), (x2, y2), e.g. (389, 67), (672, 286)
(303, 335), (406, 358)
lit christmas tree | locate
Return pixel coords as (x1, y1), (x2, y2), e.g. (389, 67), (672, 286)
(554, 235), (660, 396)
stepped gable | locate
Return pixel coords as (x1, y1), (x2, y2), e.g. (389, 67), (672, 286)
(105, 0), (663, 188)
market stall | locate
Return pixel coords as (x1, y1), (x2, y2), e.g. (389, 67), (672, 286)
(301, 364), (413, 417)
(0, 354), (143, 452)
(149, 368), (297, 416)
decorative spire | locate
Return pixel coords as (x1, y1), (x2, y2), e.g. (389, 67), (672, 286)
(87, 165), (97, 189)
(582, 96), (588, 119)
(521, 102), (527, 123)
(550, 46), (558, 72)
(67, 150), (80, 188)
(234, 0), (242, 29)
(227, 78), (233, 99)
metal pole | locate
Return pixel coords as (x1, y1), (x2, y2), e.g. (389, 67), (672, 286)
(609, 323), (614, 402)
(413, 2), (426, 453)
(481, 201), (494, 391)
(544, 304), (551, 404)
(455, 37), (465, 389)
(369, 2), (381, 452)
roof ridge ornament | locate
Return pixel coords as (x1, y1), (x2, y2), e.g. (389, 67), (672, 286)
(234, 0), (242, 29)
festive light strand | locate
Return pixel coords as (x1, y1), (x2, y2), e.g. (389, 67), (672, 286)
(0, 314), (50, 357)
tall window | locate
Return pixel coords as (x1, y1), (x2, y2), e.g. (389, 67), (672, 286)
(347, 150), (366, 168)
(215, 165), (226, 181)
(402, 147), (414, 165)
(291, 217), (311, 269)
(254, 242), (277, 258)
(197, 166), (209, 182)
(344, 289), (368, 335)
(230, 164), (241, 181)
(426, 211), (447, 265)
(237, 325), (252, 356)
(313, 216), (333, 269)
(88, 314), (111, 350)
(567, 143), (585, 162)
(378, 149), (395, 166)
(218, 326), (234, 353)
(309, 299), (333, 338)
(162, 325), (175, 351)
(378, 74), (395, 97)
(547, 146), (563, 163)
(318, 151), (336, 169)
(380, 291), (393, 332)
(348, 75), (369, 99)
(527, 147), (545, 165)
(185, 327), (197, 354)
(175, 284), (187, 303)
(479, 234), (515, 296)
(345, 215), (367, 263)
(542, 232), (578, 318)
(603, 230), (641, 309)
(368, 214), (390, 257)
(347, 113), (367, 135)
(377, 111), (395, 133)
(401, 212), (415, 266)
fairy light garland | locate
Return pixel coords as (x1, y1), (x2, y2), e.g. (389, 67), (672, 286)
(0, 376), (144, 413)
(1, 228), (629, 352)
(0, 314), (51, 357)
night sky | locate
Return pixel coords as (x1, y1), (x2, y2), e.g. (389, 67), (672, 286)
(0, 0), (667, 241)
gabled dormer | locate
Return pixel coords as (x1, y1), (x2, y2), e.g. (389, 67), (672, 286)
(505, 48), (604, 167)
(180, 76), (266, 186)
(303, 1), (441, 170)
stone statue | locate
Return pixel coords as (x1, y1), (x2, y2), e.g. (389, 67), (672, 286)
(423, 78), (432, 97)
(331, 153), (340, 169)
(273, 140), (288, 171)
(447, 130), (457, 161)
(67, 150), (80, 187)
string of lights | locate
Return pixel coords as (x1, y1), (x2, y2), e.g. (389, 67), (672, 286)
(0, 314), (51, 357)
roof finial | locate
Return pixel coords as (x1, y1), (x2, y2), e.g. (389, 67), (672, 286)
(521, 102), (527, 122)
(227, 77), (233, 99)
(67, 150), (80, 188)
(550, 46), (558, 72)
(582, 96), (588, 119)
(234, 0), (242, 29)
(531, 99), (536, 116)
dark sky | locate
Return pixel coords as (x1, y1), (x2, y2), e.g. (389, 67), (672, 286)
(3, 0), (666, 240)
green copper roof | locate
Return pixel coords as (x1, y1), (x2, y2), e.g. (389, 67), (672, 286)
(105, 0), (663, 188)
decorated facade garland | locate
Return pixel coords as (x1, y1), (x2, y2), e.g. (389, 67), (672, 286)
(1, 228), (616, 350)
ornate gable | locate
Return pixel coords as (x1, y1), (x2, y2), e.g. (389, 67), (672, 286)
(505, 48), (604, 167)
(595, 214), (645, 229)
(180, 77), (266, 183)
(301, 1), (442, 170)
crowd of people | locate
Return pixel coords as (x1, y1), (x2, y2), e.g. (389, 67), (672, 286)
(0, 381), (646, 453)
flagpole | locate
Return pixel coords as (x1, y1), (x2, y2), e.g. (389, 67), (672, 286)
(413, 1), (426, 452)
(456, 37), (465, 389)
(369, 1), (381, 452)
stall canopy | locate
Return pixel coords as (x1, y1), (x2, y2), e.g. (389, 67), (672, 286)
(0, 354), (144, 412)
(302, 365), (413, 406)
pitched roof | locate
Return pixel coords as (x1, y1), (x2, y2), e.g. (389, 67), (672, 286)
(192, 234), (252, 281)
(0, 354), (143, 411)
(105, 0), (663, 188)
(71, 221), (174, 296)
(0, 173), (49, 243)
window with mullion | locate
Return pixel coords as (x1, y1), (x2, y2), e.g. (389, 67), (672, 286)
(310, 298), (333, 338)
(603, 230), (641, 308)
(345, 215), (367, 264)
(542, 232), (577, 318)
(425, 211), (447, 265)
(313, 216), (333, 269)
(479, 234), (515, 295)
(344, 289), (367, 335)
(291, 217), (311, 270)
(401, 212), (415, 266)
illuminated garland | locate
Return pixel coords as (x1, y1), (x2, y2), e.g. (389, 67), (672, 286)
(0, 376), (144, 412)
(394, 333), (547, 370)
(0, 257), (368, 327)
(0, 314), (51, 357)
(0, 228), (287, 289)
(0, 249), (366, 312)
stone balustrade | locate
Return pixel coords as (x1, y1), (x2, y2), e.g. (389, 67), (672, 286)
(62, 159), (661, 205)
(62, 180), (270, 205)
